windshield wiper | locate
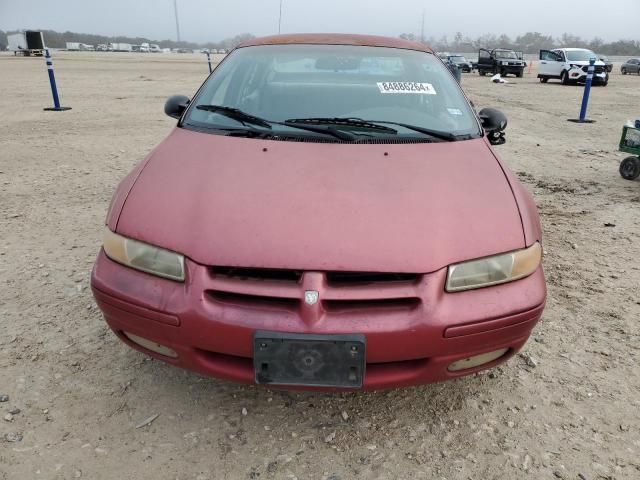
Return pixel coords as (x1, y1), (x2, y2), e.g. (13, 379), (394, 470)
(196, 105), (273, 129)
(284, 117), (459, 142)
(285, 117), (398, 134)
(355, 120), (458, 141)
(195, 105), (355, 141)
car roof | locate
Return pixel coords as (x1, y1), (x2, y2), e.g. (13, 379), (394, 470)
(237, 33), (434, 54)
(560, 48), (592, 51)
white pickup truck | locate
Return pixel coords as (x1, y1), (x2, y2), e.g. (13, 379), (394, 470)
(538, 48), (608, 86)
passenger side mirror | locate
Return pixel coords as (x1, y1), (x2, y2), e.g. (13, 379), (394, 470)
(479, 108), (507, 145)
(164, 95), (190, 119)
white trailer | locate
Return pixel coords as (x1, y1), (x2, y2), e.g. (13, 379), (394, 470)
(66, 42), (81, 51)
(8, 31), (45, 56)
(110, 43), (132, 52)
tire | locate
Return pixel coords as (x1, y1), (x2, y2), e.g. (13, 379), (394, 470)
(560, 70), (570, 85)
(620, 157), (640, 180)
(539, 76), (548, 83)
(516, 69), (523, 78)
(621, 68), (626, 75)
(479, 70), (486, 76)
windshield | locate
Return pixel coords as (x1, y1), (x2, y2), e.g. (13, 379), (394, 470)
(495, 50), (518, 59)
(184, 44), (480, 140)
(566, 49), (597, 62)
(449, 56), (467, 63)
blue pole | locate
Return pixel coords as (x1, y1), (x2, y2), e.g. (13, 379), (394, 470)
(45, 49), (60, 108)
(43, 49), (71, 111)
(206, 51), (212, 73)
(578, 57), (595, 122)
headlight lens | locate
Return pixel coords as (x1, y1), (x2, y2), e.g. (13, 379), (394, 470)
(446, 242), (541, 292)
(103, 228), (185, 281)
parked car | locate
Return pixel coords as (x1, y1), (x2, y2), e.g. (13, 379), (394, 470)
(447, 55), (472, 73)
(477, 48), (525, 77)
(621, 58), (640, 75)
(538, 48), (608, 86)
(598, 55), (613, 73)
(91, 34), (545, 391)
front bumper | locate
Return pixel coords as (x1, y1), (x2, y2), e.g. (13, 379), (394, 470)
(499, 65), (524, 73)
(569, 70), (608, 83)
(91, 250), (546, 390)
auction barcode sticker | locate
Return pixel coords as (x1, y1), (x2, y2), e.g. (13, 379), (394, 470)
(377, 82), (437, 95)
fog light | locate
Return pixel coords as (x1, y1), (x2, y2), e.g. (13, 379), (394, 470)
(448, 348), (508, 372)
(123, 332), (178, 358)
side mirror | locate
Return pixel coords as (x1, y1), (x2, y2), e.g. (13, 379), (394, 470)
(479, 107), (507, 145)
(164, 95), (190, 119)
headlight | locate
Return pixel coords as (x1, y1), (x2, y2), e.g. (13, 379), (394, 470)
(103, 228), (185, 281)
(446, 243), (541, 292)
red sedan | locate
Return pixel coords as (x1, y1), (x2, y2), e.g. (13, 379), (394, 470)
(91, 34), (545, 390)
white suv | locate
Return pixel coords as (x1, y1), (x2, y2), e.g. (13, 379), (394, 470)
(538, 48), (608, 86)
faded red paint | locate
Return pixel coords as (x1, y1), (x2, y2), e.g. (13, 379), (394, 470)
(91, 34), (546, 390)
(237, 33), (434, 54)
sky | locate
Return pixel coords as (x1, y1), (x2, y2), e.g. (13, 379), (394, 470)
(1, 0), (638, 44)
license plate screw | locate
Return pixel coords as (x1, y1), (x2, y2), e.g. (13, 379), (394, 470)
(350, 346), (358, 352)
(260, 343), (268, 349)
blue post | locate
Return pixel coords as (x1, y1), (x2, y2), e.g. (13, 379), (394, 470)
(206, 51), (212, 73)
(568, 57), (595, 123)
(43, 49), (71, 111)
(578, 57), (596, 121)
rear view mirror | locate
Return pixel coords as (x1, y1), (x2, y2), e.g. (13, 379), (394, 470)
(164, 95), (190, 119)
(479, 108), (508, 145)
(315, 56), (361, 71)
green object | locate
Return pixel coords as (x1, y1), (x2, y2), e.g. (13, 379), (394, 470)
(619, 125), (640, 156)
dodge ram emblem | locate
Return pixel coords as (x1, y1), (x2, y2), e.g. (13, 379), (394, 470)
(304, 290), (319, 306)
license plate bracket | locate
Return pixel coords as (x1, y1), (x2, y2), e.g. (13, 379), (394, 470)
(253, 332), (365, 388)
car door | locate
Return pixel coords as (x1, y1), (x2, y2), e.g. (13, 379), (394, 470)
(633, 59), (640, 74)
(539, 50), (562, 77)
(478, 49), (491, 70)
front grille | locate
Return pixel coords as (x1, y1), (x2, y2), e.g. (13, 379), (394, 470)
(582, 65), (605, 74)
(322, 297), (421, 313)
(206, 290), (299, 311)
(326, 271), (419, 286)
(212, 266), (302, 283)
(205, 268), (423, 318)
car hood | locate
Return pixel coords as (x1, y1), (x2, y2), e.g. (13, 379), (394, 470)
(116, 128), (525, 273)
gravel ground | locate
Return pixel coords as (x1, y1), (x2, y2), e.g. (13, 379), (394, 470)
(1, 51), (639, 480)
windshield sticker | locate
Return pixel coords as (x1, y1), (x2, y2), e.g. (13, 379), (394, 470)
(377, 82), (437, 95)
(447, 108), (463, 115)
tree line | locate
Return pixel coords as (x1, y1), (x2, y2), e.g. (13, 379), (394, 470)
(400, 31), (640, 55)
(2, 29), (638, 56)
(0, 29), (255, 51)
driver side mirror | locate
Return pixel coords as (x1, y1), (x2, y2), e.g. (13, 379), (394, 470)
(479, 108), (508, 145)
(164, 95), (190, 119)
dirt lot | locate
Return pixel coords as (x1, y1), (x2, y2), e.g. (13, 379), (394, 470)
(1, 51), (639, 480)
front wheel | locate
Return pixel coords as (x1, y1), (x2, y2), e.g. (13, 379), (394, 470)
(516, 69), (524, 78)
(560, 70), (570, 85)
(621, 68), (626, 75)
(620, 157), (640, 180)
